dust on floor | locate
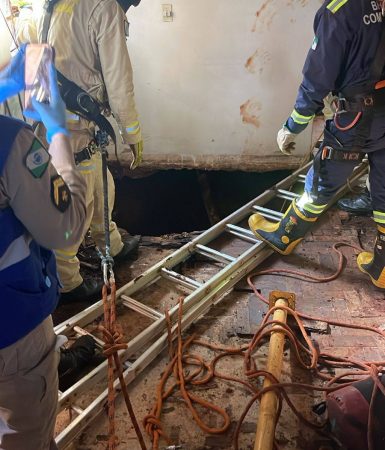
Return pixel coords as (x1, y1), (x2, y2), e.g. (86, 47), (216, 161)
(58, 209), (385, 450)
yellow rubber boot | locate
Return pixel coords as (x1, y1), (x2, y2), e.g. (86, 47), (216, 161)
(248, 198), (323, 255)
(357, 225), (385, 288)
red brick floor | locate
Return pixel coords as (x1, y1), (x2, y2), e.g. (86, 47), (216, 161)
(251, 207), (385, 365)
(68, 208), (385, 450)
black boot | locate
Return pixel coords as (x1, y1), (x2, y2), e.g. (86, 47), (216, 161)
(58, 335), (96, 376)
(113, 234), (141, 263)
(337, 188), (372, 215)
(60, 278), (103, 303)
(58, 336), (96, 389)
(248, 199), (323, 255)
(357, 226), (385, 288)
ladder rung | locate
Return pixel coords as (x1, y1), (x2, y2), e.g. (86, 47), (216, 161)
(121, 295), (163, 320)
(195, 244), (235, 264)
(276, 189), (300, 201)
(251, 205), (283, 220)
(70, 405), (84, 415)
(226, 223), (254, 237)
(226, 224), (260, 244)
(73, 326), (104, 348)
(123, 360), (133, 370)
(161, 268), (202, 290)
(297, 174), (306, 182)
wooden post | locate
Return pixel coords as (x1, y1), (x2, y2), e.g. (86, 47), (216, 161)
(254, 291), (294, 450)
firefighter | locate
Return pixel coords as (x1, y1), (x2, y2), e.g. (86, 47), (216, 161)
(23, 0), (144, 302)
(0, 48), (86, 450)
(249, 0), (385, 288)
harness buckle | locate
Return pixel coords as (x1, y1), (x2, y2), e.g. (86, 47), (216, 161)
(321, 146), (333, 160)
(363, 95), (374, 107)
(74, 140), (98, 165)
(335, 98), (347, 114)
(101, 256), (115, 287)
(86, 140), (98, 157)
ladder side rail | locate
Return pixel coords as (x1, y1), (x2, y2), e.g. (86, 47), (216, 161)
(55, 163), (313, 336)
(55, 160), (369, 446)
(55, 244), (273, 449)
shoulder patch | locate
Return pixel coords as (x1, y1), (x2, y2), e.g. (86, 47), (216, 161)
(25, 139), (50, 178)
(51, 175), (71, 212)
(327, 0), (349, 14)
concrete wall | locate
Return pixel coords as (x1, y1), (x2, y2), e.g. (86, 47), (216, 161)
(0, 0), (324, 171)
(124, 0), (323, 171)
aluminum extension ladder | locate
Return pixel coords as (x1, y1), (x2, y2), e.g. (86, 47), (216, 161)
(54, 160), (368, 449)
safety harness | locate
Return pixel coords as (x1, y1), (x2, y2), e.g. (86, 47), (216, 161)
(312, 9), (385, 198)
(42, 0), (117, 158)
(334, 7), (385, 148)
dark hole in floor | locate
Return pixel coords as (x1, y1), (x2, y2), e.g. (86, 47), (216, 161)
(113, 169), (292, 236)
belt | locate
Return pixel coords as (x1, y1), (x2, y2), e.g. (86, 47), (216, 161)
(321, 146), (363, 161)
(74, 140), (98, 165)
(336, 88), (385, 113)
(311, 146), (364, 199)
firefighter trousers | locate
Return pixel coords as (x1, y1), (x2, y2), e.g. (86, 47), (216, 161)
(304, 147), (385, 215)
(55, 152), (124, 292)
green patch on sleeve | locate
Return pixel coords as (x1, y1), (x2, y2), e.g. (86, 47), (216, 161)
(25, 139), (50, 178)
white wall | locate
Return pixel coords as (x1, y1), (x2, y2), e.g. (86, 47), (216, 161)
(124, 0), (323, 170)
(0, 0), (12, 67)
(0, 0), (323, 171)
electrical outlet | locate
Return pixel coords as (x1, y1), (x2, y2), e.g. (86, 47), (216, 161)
(162, 4), (173, 22)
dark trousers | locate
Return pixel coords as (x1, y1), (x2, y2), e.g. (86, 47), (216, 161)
(305, 147), (385, 214)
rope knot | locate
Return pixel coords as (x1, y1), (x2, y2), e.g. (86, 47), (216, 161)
(97, 325), (128, 358)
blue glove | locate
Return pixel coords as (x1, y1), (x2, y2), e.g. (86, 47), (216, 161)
(24, 63), (69, 143)
(0, 45), (26, 103)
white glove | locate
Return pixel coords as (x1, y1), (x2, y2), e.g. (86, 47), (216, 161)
(277, 126), (297, 155)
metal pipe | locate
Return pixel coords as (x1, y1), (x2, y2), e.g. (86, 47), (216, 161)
(254, 297), (289, 450)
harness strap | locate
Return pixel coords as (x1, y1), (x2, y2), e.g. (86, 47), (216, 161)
(336, 88), (385, 113)
(56, 72), (116, 146)
(42, 0), (117, 148)
(42, 1), (117, 286)
(42, 0), (61, 42)
(311, 145), (364, 198)
(74, 140), (97, 165)
(319, 146), (363, 162)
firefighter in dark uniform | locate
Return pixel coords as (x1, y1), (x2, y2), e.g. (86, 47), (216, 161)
(249, 0), (385, 288)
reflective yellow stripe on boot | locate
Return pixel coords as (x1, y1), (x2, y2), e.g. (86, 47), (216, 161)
(357, 224), (385, 288)
(248, 213), (297, 255)
(248, 200), (320, 256)
(357, 252), (385, 288)
(281, 201), (318, 255)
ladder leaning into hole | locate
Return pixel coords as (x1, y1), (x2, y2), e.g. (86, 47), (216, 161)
(54, 160), (368, 449)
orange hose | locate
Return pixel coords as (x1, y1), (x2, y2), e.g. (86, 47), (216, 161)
(334, 111), (362, 131)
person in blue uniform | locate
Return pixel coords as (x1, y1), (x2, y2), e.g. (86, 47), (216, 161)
(0, 47), (87, 449)
(249, 0), (385, 288)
